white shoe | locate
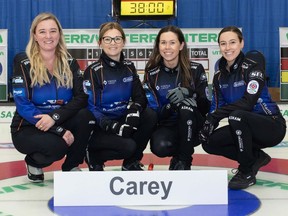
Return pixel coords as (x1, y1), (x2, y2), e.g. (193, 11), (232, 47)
(27, 164), (44, 183)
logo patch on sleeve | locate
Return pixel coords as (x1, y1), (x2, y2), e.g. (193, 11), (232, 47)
(247, 80), (259, 94)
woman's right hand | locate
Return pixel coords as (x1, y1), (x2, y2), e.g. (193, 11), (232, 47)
(62, 130), (74, 146)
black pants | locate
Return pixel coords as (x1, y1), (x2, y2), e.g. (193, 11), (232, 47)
(150, 105), (204, 163)
(202, 110), (286, 172)
(12, 108), (95, 171)
(87, 107), (157, 165)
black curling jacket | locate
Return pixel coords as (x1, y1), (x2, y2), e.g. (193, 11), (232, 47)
(144, 60), (211, 117)
(210, 51), (281, 121)
(83, 51), (147, 125)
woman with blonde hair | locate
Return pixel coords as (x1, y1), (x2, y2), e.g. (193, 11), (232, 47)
(11, 12), (95, 182)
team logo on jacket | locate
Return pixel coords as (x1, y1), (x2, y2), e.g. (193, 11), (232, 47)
(104, 79), (117, 85)
(83, 80), (91, 94)
(250, 70), (264, 80)
(56, 126), (64, 133)
(12, 76), (24, 84)
(52, 113), (60, 121)
(200, 73), (207, 81)
(123, 76), (133, 83)
(149, 68), (160, 76)
(233, 80), (245, 87)
(247, 80), (259, 94)
(109, 61), (116, 67)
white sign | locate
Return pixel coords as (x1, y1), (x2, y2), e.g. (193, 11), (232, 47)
(54, 170), (228, 206)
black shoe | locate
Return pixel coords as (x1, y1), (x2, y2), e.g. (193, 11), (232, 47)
(85, 150), (104, 171)
(122, 161), (144, 171)
(252, 150), (271, 175)
(228, 170), (256, 190)
(86, 159), (104, 171)
(173, 160), (191, 170)
(27, 164), (44, 183)
(90, 164), (104, 171)
(169, 157), (179, 170)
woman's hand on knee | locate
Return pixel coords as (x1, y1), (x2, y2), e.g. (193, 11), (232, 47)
(62, 130), (74, 146)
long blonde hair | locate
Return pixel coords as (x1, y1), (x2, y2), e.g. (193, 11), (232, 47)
(26, 12), (73, 88)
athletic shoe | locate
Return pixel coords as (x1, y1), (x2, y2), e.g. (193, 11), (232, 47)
(173, 160), (191, 170)
(85, 149), (104, 171)
(228, 170), (256, 190)
(89, 164), (104, 171)
(122, 161), (144, 171)
(70, 167), (82, 171)
(169, 157), (179, 170)
(27, 164), (44, 183)
(252, 150), (271, 175)
(85, 159), (104, 171)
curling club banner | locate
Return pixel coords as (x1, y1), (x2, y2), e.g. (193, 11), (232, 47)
(63, 28), (223, 84)
(0, 29), (8, 101)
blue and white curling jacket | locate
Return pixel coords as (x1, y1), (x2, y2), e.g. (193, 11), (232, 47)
(83, 51), (147, 126)
(10, 53), (88, 135)
(143, 60), (210, 117)
(210, 51), (281, 121)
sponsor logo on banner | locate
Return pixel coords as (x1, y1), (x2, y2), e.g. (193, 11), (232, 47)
(63, 28), (223, 84)
(0, 106), (15, 123)
(0, 29), (8, 101)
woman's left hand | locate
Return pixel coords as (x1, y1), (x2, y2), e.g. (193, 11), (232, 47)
(34, 114), (56, 131)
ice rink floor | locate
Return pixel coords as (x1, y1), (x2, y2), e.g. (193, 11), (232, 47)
(0, 104), (288, 216)
(0, 144), (288, 216)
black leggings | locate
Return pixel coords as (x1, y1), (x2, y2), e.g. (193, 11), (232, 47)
(150, 105), (204, 162)
(12, 108), (95, 171)
(87, 107), (157, 164)
(202, 110), (286, 172)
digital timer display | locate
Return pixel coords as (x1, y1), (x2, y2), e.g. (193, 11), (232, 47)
(112, 0), (176, 20)
(120, 0), (174, 16)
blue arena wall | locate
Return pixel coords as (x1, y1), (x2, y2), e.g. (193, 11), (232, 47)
(0, 0), (287, 94)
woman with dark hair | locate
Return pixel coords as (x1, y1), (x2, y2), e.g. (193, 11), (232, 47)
(199, 26), (286, 189)
(143, 25), (210, 170)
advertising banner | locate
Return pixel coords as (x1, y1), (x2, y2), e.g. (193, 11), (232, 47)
(63, 28), (222, 84)
(0, 29), (8, 101)
(279, 28), (288, 100)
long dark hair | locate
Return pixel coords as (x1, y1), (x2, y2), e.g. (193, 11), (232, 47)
(145, 25), (192, 88)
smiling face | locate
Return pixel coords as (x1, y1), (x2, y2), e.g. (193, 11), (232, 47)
(33, 19), (60, 53)
(99, 28), (125, 62)
(159, 31), (184, 68)
(218, 31), (244, 67)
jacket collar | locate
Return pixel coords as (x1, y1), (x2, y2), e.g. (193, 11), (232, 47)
(101, 51), (125, 68)
(219, 51), (245, 73)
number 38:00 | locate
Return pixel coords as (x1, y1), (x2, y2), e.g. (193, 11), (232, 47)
(130, 2), (165, 14)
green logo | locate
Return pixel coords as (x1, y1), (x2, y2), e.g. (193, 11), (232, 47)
(0, 111), (14, 119)
(0, 35), (3, 43)
(64, 34), (99, 44)
(280, 109), (288, 118)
